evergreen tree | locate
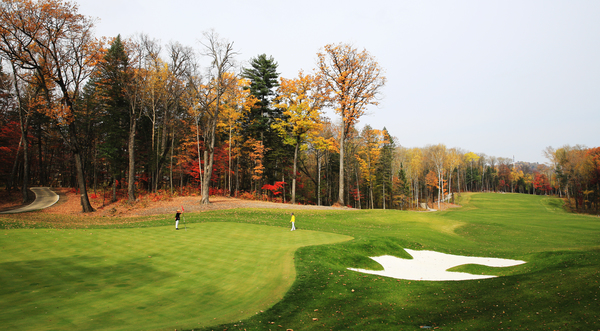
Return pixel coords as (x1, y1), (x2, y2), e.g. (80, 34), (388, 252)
(375, 128), (394, 209)
(241, 54), (279, 135)
(241, 54), (291, 185)
(394, 163), (411, 209)
(95, 35), (130, 201)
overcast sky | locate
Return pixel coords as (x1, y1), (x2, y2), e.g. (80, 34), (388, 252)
(76, 0), (600, 164)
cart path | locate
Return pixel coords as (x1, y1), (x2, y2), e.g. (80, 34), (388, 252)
(0, 187), (59, 214)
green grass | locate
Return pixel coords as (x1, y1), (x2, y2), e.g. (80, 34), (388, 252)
(1, 193), (600, 330)
(0, 222), (350, 330)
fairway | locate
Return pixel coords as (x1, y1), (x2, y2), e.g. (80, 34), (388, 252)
(0, 222), (351, 330)
(1, 193), (600, 330)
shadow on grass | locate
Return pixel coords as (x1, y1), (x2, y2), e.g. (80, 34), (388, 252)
(0, 255), (175, 330)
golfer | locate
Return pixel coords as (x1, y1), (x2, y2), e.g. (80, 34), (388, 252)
(290, 212), (296, 231)
(175, 209), (183, 230)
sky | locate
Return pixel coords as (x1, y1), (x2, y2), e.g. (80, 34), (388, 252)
(75, 0), (600, 164)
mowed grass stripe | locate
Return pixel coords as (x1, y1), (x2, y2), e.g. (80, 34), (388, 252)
(0, 222), (351, 331)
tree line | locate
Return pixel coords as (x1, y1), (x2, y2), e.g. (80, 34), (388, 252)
(1, 0), (598, 215)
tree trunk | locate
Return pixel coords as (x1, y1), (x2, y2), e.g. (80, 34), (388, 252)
(201, 123), (216, 205)
(8, 137), (22, 192)
(128, 121), (137, 203)
(73, 147), (94, 212)
(112, 177), (117, 203)
(195, 118), (204, 192)
(228, 128), (231, 195)
(20, 126), (29, 204)
(317, 151), (322, 206)
(291, 142), (299, 204)
(12, 62), (30, 203)
(382, 179), (385, 210)
(355, 166), (361, 209)
(170, 126), (175, 194)
(438, 173), (442, 210)
(337, 127), (345, 206)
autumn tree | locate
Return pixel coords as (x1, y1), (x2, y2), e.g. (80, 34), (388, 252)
(464, 152), (480, 191)
(586, 147), (600, 214)
(446, 147), (463, 202)
(317, 43), (386, 206)
(299, 119), (336, 206)
(0, 0), (102, 212)
(163, 42), (194, 193)
(273, 71), (326, 204)
(198, 30), (236, 204)
(555, 145), (589, 210)
(356, 125), (384, 209)
(1, 60), (33, 201)
(218, 76), (256, 195)
(248, 138), (266, 193)
(425, 170), (438, 209)
(427, 144), (446, 210)
(407, 148), (424, 208)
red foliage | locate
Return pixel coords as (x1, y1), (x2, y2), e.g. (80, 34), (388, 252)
(587, 147), (600, 185)
(499, 179), (507, 189)
(262, 181), (286, 196)
(533, 173), (552, 193)
(350, 188), (364, 201)
(0, 121), (23, 174)
(209, 187), (229, 196)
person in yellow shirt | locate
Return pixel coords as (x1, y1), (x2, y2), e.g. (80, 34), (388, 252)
(290, 212), (296, 231)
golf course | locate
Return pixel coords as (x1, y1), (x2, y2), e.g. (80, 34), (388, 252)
(1, 193), (599, 330)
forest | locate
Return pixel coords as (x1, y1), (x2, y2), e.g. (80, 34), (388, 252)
(1, 0), (599, 214)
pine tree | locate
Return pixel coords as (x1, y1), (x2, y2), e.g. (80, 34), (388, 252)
(95, 35), (130, 201)
(375, 128), (394, 209)
(241, 54), (291, 185)
(241, 54), (279, 136)
(394, 163), (411, 209)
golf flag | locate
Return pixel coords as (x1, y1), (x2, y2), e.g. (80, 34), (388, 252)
(181, 206), (184, 212)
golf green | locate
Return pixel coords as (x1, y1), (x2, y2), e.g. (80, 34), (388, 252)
(0, 222), (352, 330)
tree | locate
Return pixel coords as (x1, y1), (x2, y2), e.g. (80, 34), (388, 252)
(356, 125), (383, 209)
(0, 0), (102, 212)
(464, 152), (480, 191)
(407, 148), (423, 209)
(555, 145), (589, 210)
(273, 71), (326, 204)
(393, 163), (410, 209)
(218, 76), (256, 196)
(248, 138), (266, 193)
(427, 144), (446, 210)
(446, 148), (463, 202)
(95, 35), (130, 202)
(586, 147), (600, 214)
(241, 54), (287, 184)
(242, 54), (279, 120)
(316, 43), (386, 206)
(425, 170), (438, 209)
(198, 30), (236, 205)
(375, 128), (394, 209)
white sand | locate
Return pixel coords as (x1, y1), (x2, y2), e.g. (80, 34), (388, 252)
(348, 249), (526, 281)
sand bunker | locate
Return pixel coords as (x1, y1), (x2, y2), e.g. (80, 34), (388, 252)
(348, 249), (526, 281)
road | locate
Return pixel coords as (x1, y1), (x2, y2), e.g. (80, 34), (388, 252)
(0, 187), (59, 214)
